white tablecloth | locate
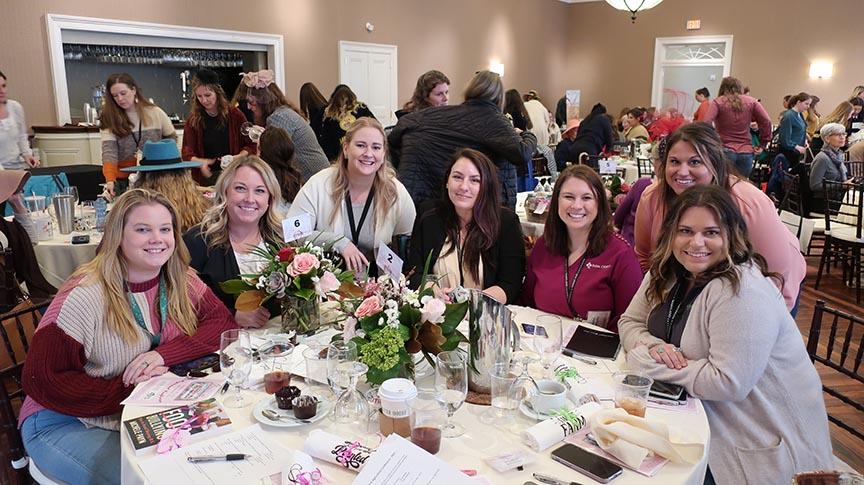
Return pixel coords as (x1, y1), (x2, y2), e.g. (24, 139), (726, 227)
(120, 307), (709, 485)
(33, 230), (101, 288)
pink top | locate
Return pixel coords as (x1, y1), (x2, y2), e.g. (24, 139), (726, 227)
(703, 95), (772, 154)
(522, 233), (642, 332)
(634, 180), (805, 310)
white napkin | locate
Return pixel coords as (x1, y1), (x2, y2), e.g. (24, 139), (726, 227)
(522, 402), (601, 451)
(589, 408), (704, 469)
(556, 366), (614, 401)
(302, 429), (375, 472)
(281, 451), (326, 485)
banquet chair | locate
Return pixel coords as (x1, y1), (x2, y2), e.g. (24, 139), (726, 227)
(777, 171), (824, 255)
(806, 300), (864, 443)
(814, 180), (864, 303)
(636, 157), (653, 178)
(847, 160), (864, 179)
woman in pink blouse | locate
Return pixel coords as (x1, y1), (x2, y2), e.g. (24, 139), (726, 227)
(522, 165), (642, 332)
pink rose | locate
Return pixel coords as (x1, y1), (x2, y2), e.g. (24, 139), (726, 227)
(287, 253), (320, 277)
(315, 271), (341, 298)
(420, 297), (447, 324)
(355, 296), (383, 319)
(614, 193), (627, 207)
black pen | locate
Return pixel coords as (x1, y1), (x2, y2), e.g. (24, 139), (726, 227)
(187, 453), (248, 463)
(219, 381), (230, 394)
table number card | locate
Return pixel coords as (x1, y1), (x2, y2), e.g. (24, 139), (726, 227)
(599, 159), (618, 174)
(376, 244), (404, 282)
(282, 213), (313, 243)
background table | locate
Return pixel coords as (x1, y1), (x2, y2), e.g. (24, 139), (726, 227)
(121, 307), (710, 485)
(33, 230), (100, 288)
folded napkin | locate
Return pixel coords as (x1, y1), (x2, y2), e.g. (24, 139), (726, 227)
(589, 408), (704, 469)
(282, 450), (327, 485)
(302, 429), (375, 472)
(522, 401), (601, 451)
(555, 365), (614, 401)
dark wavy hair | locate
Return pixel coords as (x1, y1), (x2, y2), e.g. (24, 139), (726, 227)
(403, 70), (450, 112)
(542, 165), (613, 258)
(258, 127), (303, 203)
(298, 82), (328, 121)
(658, 122), (733, 207)
(647, 185), (782, 304)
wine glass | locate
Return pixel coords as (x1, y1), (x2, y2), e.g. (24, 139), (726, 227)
(220, 329), (253, 408)
(533, 315), (563, 377)
(434, 350), (468, 438)
(507, 346), (541, 419)
(260, 333), (294, 371)
(326, 340), (358, 397)
(332, 361), (369, 425)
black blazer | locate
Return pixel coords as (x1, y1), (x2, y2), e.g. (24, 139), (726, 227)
(405, 203), (526, 304)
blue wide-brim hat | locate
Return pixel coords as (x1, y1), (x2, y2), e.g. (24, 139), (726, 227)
(121, 139), (202, 172)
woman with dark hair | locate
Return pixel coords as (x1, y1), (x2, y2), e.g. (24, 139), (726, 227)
(503, 89), (533, 132)
(317, 84), (377, 161)
(702, 76), (772, 178)
(406, 148), (525, 304)
(847, 97), (864, 139)
(237, 70), (328, 181)
(522, 165), (640, 331)
(0, 70), (39, 169)
(692, 87), (710, 122)
(389, 70), (536, 209)
(634, 123), (805, 312)
(258, 126), (303, 213)
(554, 103), (614, 167)
(620, 185), (832, 485)
(182, 70), (256, 185)
(777, 92), (812, 168)
(100, 73), (176, 198)
(298, 81), (328, 132)
(622, 108), (649, 142)
(396, 70), (450, 119)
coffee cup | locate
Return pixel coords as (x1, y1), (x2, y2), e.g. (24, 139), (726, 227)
(33, 214), (53, 241)
(531, 379), (568, 414)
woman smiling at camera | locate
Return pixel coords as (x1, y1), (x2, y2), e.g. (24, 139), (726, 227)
(405, 148), (525, 303)
(19, 189), (235, 485)
(619, 185), (831, 485)
(287, 117), (415, 276)
(634, 122), (805, 313)
(184, 156), (284, 328)
(522, 165), (641, 331)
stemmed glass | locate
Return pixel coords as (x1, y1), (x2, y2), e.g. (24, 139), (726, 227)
(507, 348), (541, 419)
(260, 333), (294, 371)
(326, 340), (358, 397)
(434, 350), (468, 438)
(532, 315), (563, 378)
(332, 361), (369, 425)
(220, 329), (253, 408)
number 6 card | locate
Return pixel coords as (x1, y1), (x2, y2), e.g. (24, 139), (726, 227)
(282, 213), (313, 243)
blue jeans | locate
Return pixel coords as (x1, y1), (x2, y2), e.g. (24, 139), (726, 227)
(724, 150), (755, 178)
(21, 409), (120, 485)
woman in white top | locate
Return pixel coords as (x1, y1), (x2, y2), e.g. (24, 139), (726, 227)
(183, 155), (284, 328)
(288, 117), (416, 275)
(0, 71), (39, 170)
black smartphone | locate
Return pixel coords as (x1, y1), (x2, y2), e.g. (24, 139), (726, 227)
(550, 444), (623, 483)
(71, 235), (90, 245)
(650, 381), (685, 401)
(168, 353), (220, 377)
(522, 323), (548, 337)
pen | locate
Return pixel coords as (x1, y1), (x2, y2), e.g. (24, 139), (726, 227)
(533, 472), (584, 485)
(219, 381), (230, 394)
(187, 453), (248, 463)
(562, 349), (597, 366)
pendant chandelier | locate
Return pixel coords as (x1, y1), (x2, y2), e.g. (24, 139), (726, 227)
(605, 0), (664, 23)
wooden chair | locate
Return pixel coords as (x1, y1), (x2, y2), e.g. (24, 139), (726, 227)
(847, 160), (864, 179)
(806, 300), (864, 443)
(778, 171), (824, 255)
(636, 157), (653, 178)
(815, 180), (864, 303)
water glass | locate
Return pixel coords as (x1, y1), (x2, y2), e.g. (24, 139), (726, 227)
(332, 361), (369, 425)
(482, 362), (520, 424)
(303, 344), (329, 395)
(434, 350), (468, 438)
(220, 329), (253, 408)
(533, 315), (563, 376)
(409, 392), (447, 455)
(326, 340), (358, 396)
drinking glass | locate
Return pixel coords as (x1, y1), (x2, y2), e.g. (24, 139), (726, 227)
(326, 340), (358, 396)
(507, 348), (540, 416)
(481, 361), (520, 425)
(434, 350), (468, 438)
(533, 315), (563, 377)
(410, 392), (447, 454)
(220, 329), (253, 408)
(260, 334), (294, 394)
(303, 344), (329, 395)
(332, 361), (369, 425)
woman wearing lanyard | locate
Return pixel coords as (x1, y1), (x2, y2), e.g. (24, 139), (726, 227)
(18, 189), (235, 484)
(522, 165), (641, 331)
(100, 73), (177, 199)
(287, 117), (415, 274)
(406, 148), (525, 304)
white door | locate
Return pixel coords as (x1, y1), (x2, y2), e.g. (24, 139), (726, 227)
(652, 36), (733, 119)
(339, 41), (398, 127)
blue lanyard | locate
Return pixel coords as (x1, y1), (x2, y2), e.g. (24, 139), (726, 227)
(126, 274), (166, 349)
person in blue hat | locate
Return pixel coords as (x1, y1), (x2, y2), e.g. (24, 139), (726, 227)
(125, 139), (210, 233)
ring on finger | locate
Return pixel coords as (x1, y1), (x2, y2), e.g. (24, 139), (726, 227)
(656, 348), (665, 354)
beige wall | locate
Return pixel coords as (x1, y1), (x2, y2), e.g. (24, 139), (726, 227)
(565, 0), (864, 120)
(0, 0), (571, 126)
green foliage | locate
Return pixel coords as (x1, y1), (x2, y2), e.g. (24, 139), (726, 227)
(219, 279), (255, 295)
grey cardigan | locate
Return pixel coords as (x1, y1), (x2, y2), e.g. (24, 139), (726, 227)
(266, 106), (329, 182)
(618, 264), (833, 485)
(809, 146), (847, 193)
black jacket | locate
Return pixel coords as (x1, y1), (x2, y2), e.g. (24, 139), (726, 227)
(317, 104), (377, 161)
(555, 113), (614, 167)
(405, 203), (526, 304)
(389, 100), (537, 210)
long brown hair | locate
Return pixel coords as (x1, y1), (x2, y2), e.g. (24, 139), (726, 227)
(504, 89), (533, 130)
(647, 185), (782, 304)
(324, 84), (361, 120)
(101, 73), (156, 137)
(70, 189), (198, 343)
(299, 82), (328, 121)
(403, 70), (450, 112)
(543, 165), (613, 258)
(657, 122), (733, 208)
(186, 70), (230, 129)
(717, 76), (744, 112)
(819, 101), (853, 129)
(132, 170), (210, 233)
(236, 83), (300, 125)
(436, 148), (501, 283)
(259, 127), (303, 203)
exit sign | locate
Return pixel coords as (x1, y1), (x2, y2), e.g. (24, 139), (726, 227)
(686, 19), (701, 30)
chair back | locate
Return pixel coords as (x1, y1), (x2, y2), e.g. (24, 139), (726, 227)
(636, 157), (653, 179)
(821, 179), (864, 240)
(806, 300), (864, 442)
(847, 160), (864, 179)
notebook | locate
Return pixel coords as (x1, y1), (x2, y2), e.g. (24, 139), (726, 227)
(563, 325), (621, 360)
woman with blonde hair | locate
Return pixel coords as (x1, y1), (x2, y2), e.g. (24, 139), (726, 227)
(184, 155), (284, 328)
(396, 70), (450, 119)
(810, 100), (853, 153)
(19, 188), (235, 484)
(288, 117), (415, 274)
(318, 84), (376, 161)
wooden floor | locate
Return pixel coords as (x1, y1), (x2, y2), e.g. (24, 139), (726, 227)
(0, 255), (861, 483)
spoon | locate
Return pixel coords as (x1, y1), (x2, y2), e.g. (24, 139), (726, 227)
(261, 409), (312, 423)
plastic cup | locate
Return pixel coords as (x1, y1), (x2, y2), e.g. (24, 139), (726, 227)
(612, 372), (653, 417)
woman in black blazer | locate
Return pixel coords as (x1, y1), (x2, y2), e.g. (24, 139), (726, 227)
(405, 148), (525, 304)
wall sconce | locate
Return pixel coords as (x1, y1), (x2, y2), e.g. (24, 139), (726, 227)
(809, 61), (833, 79)
(489, 62), (505, 77)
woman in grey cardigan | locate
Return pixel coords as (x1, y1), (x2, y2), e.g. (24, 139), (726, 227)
(809, 122), (851, 213)
(618, 185), (832, 485)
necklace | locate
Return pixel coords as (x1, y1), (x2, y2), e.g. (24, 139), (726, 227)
(126, 273), (166, 349)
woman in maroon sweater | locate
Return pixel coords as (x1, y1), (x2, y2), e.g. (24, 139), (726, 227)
(522, 165), (642, 332)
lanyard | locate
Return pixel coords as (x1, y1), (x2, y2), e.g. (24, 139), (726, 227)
(345, 187), (375, 245)
(664, 278), (702, 343)
(126, 274), (166, 349)
(563, 255), (588, 319)
(454, 235), (466, 286)
(131, 118), (143, 150)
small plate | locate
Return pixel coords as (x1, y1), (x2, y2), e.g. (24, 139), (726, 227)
(518, 397), (578, 421)
(252, 395), (331, 428)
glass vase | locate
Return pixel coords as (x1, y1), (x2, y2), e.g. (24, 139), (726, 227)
(281, 296), (321, 334)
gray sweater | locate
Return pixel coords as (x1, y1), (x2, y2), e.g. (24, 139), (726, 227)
(619, 264), (833, 485)
(266, 106), (329, 182)
(809, 146), (847, 193)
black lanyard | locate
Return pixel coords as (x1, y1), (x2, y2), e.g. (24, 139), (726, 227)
(131, 118), (143, 150)
(563, 255), (588, 319)
(454, 235), (466, 286)
(345, 187), (374, 245)
(664, 278), (702, 343)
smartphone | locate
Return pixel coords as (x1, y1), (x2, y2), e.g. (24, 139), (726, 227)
(650, 381), (685, 401)
(169, 353), (220, 377)
(550, 444), (623, 483)
(71, 234), (90, 245)
(522, 323), (548, 337)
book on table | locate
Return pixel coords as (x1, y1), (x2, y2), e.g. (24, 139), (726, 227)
(563, 325), (621, 360)
(123, 398), (232, 455)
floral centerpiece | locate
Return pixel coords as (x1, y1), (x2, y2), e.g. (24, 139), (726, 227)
(604, 174), (631, 211)
(220, 241), (354, 333)
(336, 274), (469, 385)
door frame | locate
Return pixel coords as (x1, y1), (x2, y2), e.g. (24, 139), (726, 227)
(651, 35), (733, 109)
(338, 41), (398, 125)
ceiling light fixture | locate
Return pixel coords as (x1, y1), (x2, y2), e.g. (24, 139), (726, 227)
(605, 0), (664, 23)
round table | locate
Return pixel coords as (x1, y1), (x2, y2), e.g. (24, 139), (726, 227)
(33, 230), (101, 288)
(120, 307), (710, 485)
